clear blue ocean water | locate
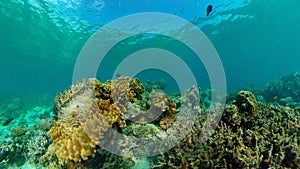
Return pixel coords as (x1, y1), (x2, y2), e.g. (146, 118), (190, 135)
(1, 0), (299, 97)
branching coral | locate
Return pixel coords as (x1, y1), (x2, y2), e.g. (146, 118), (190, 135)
(153, 90), (300, 169)
(222, 91), (258, 130)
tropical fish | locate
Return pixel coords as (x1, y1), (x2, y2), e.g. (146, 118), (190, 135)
(116, 72), (121, 78)
(3, 118), (14, 126)
(206, 4), (213, 16)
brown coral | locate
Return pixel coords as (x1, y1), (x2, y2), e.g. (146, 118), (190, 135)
(147, 91), (177, 129)
(148, 92), (170, 112)
(93, 76), (145, 124)
(222, 91), (258, 130)
(159, 112), (176, 129)
(233, 90), (258, 116)
(222, 104), (241, 126)
(181, 85), (201, 109)
(110, 76), (144, 112)
(153, 91), (300, 169)
(10, 127), (27, 138)
(95, 98), (121, 127)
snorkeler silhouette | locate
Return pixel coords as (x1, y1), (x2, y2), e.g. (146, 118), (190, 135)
(206, 4), (213, 16)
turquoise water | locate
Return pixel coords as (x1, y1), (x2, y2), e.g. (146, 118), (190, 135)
(1, 0), (300, 96)
(1, 0), (300, 168)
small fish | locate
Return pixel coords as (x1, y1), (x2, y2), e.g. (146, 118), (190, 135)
(146, 79), (151, 84)
(273, 96), (278, 100)
(116, 72), (121, 78)
(3, 118), (14, 126)
(206, 4), (213, 16)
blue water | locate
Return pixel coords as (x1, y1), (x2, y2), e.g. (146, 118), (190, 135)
(1, 0), (300, 97)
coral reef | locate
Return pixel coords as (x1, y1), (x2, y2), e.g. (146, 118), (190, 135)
(66, 148), (135, 169)
(39, 118), (52, 131)
(10, 127), (27, 138)
(233, 91), (258, 116)
(26, 131), (51, 165)
(0, 127), (32, 167)
(0, 143), (10, 163)
(39, 143), (62, 169)
(147, 91), (177, 129)
(2, 75), (300, 168)
(123, 123), (162, 138)
(48, 120), (98, 164)
(48, 76), (149, 165)
(152, 90), (300, 168)
(262, 72), (300, 104)
(49, 84), (105, 164)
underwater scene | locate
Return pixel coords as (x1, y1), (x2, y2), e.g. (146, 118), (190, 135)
(1, 0), (300, 168)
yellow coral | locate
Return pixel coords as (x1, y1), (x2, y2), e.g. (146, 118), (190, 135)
(49, 76), (146, 164)
(159, 112), (176, 129)
(95, 98), (122, 126)
(49, 86), (108, 164)
(94, 79), (111, 98)
(49, 123), (96, 164)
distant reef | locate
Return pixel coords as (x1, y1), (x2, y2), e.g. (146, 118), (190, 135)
(262, 72), (300, 107)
